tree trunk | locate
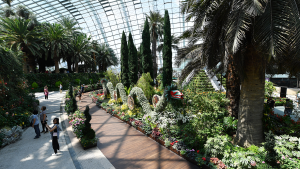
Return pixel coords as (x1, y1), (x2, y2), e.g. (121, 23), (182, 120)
(54, 52), (59, 73)
(75, 62), (79, 73)
(234, 47), (265, 147)
(226, 54), (240, 119)
(98, 63), (101, 73)
(152, 34), (157, 79)
(67, 57), (72, 72)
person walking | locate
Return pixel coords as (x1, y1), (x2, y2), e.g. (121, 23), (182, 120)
(59, 84), (63, 94)
(32, 110), (41, 139)
(46, 118), (61, 156)
(284, 99), (293, 116)
(267, 97), (275, 110)
(40, 106), (48, 133)
(44, 85), (49, 99)
(81, 84), (84, 96)
(77, 90), (82, 102)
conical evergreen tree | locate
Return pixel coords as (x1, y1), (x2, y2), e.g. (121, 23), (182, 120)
(141, 18), (153, 78)
(128, 33), (138, 85)
(162, 10), (172, 87)
(82, 106), (95, 140)
(121, 31), (130, 88)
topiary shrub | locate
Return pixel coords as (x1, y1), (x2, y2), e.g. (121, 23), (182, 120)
(32, 82), (38, 89)
(75, 79), (81, 85)
(82, 106), (95, 140)
(136, 73), (155, 101)
(55, 81), (62, 88)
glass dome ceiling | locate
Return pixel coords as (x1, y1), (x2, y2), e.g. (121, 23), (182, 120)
(0, 0), (193, 72)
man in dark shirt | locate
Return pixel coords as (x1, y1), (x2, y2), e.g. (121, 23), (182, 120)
(81, 84), (84, 96)
(267, 97), (275, 110)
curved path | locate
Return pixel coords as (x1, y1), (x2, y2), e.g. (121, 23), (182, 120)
(77, 92), (199, 169)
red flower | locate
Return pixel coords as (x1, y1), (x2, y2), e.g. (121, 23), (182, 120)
(202, 157), (206, 161)
(32, 88), (34, 89)
(175, 141), (178, 143)
(23, 82), (25, 84)
(197, 150), (200, 154)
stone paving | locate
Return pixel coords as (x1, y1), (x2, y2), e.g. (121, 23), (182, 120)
(0, 91), (75, 169)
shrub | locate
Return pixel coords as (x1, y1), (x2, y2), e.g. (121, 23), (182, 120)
(75, 79), (81, 85)
(55, 81), (62, 88)
(136, 73), (155, 101)
(265, 81), (276, 97)
(82, 106), (95, 140)
(32, 82), (38, 89)
(104, 70), (120, 87)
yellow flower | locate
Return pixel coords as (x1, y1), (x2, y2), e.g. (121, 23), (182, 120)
(22, 122), (24, 124)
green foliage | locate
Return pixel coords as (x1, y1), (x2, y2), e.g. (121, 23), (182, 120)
(25, 73), (104, 92)
(120, 31), (130, 88)
(265, 81), (276, 97)
(162, 10), (173, 87)
(141, 18), (153, 78)
(104, 70), (120, 87)
(82, 106), (95, 140)
(128, 33), (138, 85)
(75, 79), (81, 85)
(136, 73), (155, 101)
(55, 81), (62, 88)
(31, 82), (38, 89)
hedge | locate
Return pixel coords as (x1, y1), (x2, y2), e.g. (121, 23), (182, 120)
(25, 73), (105, 92)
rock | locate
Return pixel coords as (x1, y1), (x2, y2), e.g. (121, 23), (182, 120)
(0, 126), (23, 147)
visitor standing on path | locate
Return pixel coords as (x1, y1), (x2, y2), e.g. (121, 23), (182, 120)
(44, 85), (49, 99)
(60, 84), (63, 94)
(81, 84), (84, 96)
(46, 118), (61, 156)
(284, 99), (293, 116)
(32, 110), (41, 139)
(40, 106), (48, 134)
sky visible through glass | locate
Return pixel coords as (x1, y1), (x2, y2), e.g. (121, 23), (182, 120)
(0, 0), (194, 73)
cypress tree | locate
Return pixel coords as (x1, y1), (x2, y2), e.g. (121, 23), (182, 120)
(120, 31), (130, 88)
(141, 18), (153, 78)
(128, 33), (138, 85)
(162, 10), (173, 87)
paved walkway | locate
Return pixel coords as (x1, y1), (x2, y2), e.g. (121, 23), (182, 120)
(0, 91), (75, 169)
(77, 93), (199, 169)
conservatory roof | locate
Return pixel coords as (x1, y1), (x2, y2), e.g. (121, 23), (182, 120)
(0, 0), (193, 70)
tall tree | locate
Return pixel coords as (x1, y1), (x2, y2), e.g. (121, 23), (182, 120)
(128, 32), (138, 85)
(162, 10), (172, 87)
(94, 43), (118, 72)
(43, 23), (69, 73)
(71, 33), (93, 73)
(59, 16), (81, 72)
(0, 18), (41, 73)
(180, 0), (300, 146)
(141, 18), (153, 78)
(120, 31), (130, 88)
(146, 11), (164, 79)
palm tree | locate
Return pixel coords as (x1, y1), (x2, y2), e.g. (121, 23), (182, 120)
(157, 34), (180, 52)
(70, 33), (94, 73)
(59, 16), (82, 72)
(1, 0), (14, 7)
(42, 23), (69, 73)
(180, 0), (300, 146)
(0, 17), (41, 73)
(94, 43), (118, 72)
(146, 11), (164, 79)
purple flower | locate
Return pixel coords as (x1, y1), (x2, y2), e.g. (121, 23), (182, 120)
(282, 156), (285, 160)
(262, 161), (265, 163)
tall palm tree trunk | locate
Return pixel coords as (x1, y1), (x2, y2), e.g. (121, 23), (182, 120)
(54, 52), (60, 73)
(234, 46), (265, 147)
(75, 62), (79, 73)
(152, 35), (157, 78)
(67, 57), (72, 72)
(226, 54), (240, 119)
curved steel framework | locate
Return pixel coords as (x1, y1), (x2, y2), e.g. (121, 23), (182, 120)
(0, 0), (193, 72)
